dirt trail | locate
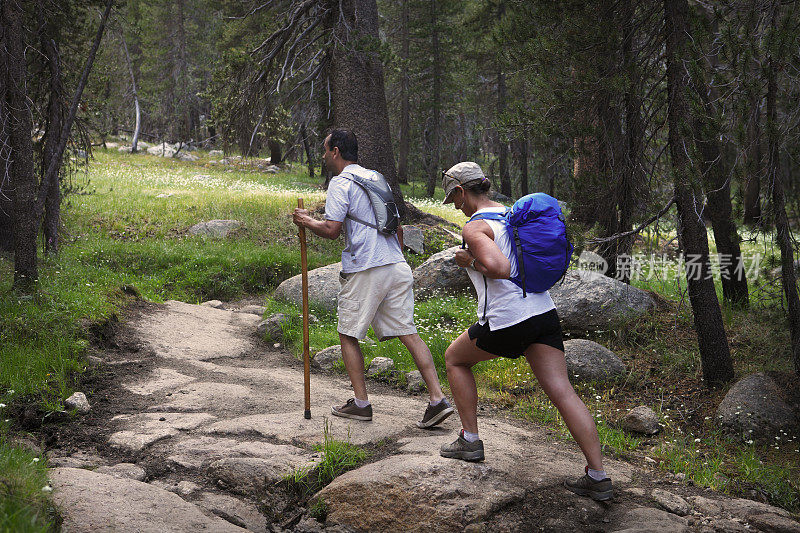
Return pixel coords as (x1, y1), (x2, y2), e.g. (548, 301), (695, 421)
(43, 301), (800, 533)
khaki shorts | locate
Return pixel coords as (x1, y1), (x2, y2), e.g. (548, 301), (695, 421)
(337, 262), (417, 341)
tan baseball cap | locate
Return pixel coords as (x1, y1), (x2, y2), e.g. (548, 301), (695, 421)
(441, 162), (487, 204)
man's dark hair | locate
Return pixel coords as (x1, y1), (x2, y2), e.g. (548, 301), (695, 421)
(327, 129), (358, 162)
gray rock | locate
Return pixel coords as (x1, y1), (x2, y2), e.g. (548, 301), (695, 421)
(488, 190), (512, 203)
(49, 468), (245, 532)
(209, 149), (224, 156)
(312, 345), (342, 371)
(402, 225), (424, 254)
(196, 492), (266, 533)
(549, 269), (657, 331)
(175, 151), (199, 162)
(273, 262), (342, 312)
(201, 300), (224, 309)
(716, 372), (800, 443)
(65, 392), (90, 414)
(265, 165), (279, 173)
(117, 145), (133, 153)
(147, 144), (176, 157)
(577, 250), (609, 273)
(622, 406), (661, 435)
(317, 454), (526, 532)
(176, 480), (200, 496)
(406, 370), (426, 393)
(95, 463), (147, 482)
(210, 456), (314, 497)
(257, 313), (289, 341)
(413, 246), (473, 299)
(652, 489), (690, 516)
(609, 506), (689, 533)
(295, 517), (325, 533)
(188, 220), (242, 238)
(367, 357), (395, 376)
(563, 339), (626, 382)
(47, 451), (107, 469)
(238, 305), (265, 316)
(688, 495), (793, 520)
(747, 513), (800, 533)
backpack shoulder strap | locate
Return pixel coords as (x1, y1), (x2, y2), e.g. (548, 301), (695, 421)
(337, 171), (380, 231)
(468, 210), (508, 223)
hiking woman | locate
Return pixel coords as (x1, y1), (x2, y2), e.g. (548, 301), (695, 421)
(438, 161), (613, 501)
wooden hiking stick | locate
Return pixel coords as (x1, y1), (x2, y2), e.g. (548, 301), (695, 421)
(298, 198), (311, 419)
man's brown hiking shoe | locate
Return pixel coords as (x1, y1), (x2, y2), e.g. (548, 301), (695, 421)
(440, 430), (484, 461)
(564, 469), (614, 501)
(416, 399), (454, 428)
(331, 398), (372, 421)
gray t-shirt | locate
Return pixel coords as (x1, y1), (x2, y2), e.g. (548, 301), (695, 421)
(325, 164), (405, 273)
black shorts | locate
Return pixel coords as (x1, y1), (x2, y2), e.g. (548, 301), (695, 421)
(467, 309), (564, 359)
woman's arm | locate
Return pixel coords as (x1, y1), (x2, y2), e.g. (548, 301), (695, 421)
(456, 221), (511, 279)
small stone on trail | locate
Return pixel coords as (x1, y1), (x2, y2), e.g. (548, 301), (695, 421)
(202, 300), (224, 309)
(237, 305), (265, 316)
(65, 392), (90, 414)
(95, 463), (147, 482)
(652, 488), (690, 516)
(405, 370), (426, 393)
(273, 343), (281, 348)
(312, 345), (342, 371)
(176, 480), (200, 496)
(622, 405), (661, 435)
(366, 357), (395, 376)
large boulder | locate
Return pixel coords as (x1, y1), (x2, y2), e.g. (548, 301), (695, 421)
(402, 225), (424, 254)
(413, 246), (473, 299)
(716, 372), (800, 443)
(549, 269), (656, 331)
(317, 454), (525, 532)
(147, 144), (176, 157)
(188, 220), (242, 238)
(49, 467), (246, 532)
(273, 262), (342, 312)
(563, 339), (626, 383)
(312, 345), (342, 371)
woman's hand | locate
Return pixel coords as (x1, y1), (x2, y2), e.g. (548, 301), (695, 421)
(454, 249), (475, 268)
(461, 221), (511, 279)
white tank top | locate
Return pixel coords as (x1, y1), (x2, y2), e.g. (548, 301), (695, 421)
(466, 207), (556, 330)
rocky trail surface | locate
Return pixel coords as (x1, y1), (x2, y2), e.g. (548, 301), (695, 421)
(43, 300), (800, 532)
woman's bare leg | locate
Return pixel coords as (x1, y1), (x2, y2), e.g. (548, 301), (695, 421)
(525, 343), (604, 471)
(444, 330), (497, 434)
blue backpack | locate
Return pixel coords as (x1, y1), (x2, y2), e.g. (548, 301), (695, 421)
(469, 193), (573, 297)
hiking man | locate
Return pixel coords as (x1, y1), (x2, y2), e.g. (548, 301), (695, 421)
(438, 161), (613, 501)
(292, 129), (453, 428)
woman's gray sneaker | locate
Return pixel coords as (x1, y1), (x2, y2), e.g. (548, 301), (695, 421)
(416, 399), (455, 428)
(564, 473), (614, 501)
(331, 398), (373, 421)
(440, 431), (484, 461)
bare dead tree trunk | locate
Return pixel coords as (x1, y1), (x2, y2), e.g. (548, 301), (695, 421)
(328, 0), (406, 217)
(397, 0), (409, 185)
(301, 122), (314, 177)
(121, 31), (141, 153)
(426, 0), (441, 197)
(766, 1), (800, 374)
(39, 2), (64, 255)
(4, 0), (39, 289)
(664, 0), (734, 387)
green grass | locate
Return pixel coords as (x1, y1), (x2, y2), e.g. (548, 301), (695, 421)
(0, 425), (53, 533)
(284, 417), (367, 495)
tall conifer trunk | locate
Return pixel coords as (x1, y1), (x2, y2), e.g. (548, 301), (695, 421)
(664, 0), (734, 387)
(328, 0), (406, 217)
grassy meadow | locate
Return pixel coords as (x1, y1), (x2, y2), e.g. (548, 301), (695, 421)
(1, 147), (799, 531)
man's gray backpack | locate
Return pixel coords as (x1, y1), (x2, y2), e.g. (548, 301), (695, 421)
(339, 171), (400, 235)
